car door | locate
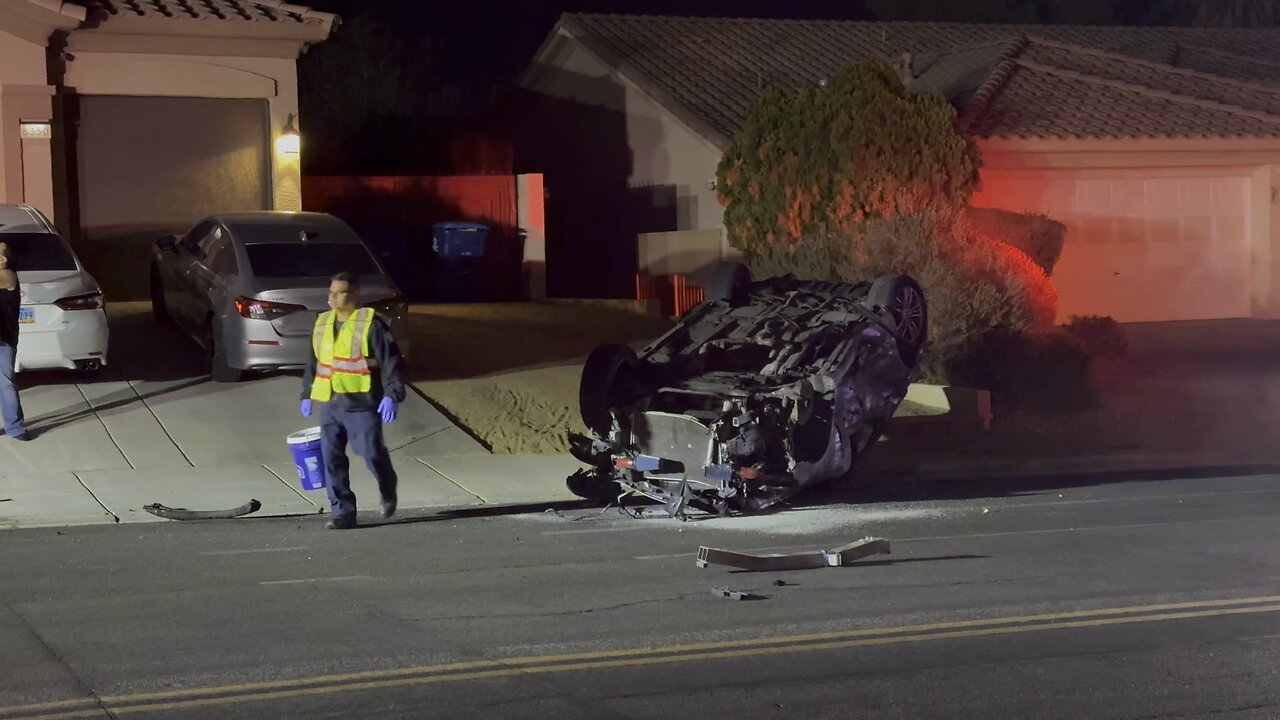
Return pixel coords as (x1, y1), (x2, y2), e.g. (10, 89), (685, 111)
(185, 225), (238, 329)
(163, 221), (212, 331)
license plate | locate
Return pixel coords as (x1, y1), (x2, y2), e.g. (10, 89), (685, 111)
(18, 307), (34, 324)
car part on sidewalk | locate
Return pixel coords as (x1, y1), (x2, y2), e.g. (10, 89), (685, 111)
(696, 537), (891, 571)
(567, 262), (926, 518)
(142, 499), (262, 521)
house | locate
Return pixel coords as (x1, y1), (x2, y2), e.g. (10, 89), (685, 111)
(0, 0), (335, 296)
(517, 14), (1280, 323)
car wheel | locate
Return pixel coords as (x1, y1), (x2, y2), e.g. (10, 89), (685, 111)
(579, 343), (641, 436)
(868, 275), (927, 367)
(206, 321), (241, 383)
(150, 266), (171, 325)
(704, 261), (752, 307)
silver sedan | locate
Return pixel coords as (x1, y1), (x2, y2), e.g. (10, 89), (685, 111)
(150, 211), (409, 382)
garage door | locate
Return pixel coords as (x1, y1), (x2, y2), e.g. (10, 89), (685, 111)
(973, 172), (1253, 323)
(75, 96), (270, 298)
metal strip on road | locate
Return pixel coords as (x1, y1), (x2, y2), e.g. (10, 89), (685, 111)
(4, 594), (1280, 719)
(198, 547), (309, 557)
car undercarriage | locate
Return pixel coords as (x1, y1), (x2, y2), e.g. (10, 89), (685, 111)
(566, 263), (927, 518)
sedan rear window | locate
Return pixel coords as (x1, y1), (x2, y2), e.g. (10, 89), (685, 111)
(243, 242), (381, 278)
(0, 233), (77, 271)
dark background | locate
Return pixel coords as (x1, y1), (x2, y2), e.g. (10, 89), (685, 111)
(297, 0), (1268, 176)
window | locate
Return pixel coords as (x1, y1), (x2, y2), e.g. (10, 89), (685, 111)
(0, 233), (78, 271)
(203, 229), (239, 276)
(245, 243), (381, 278)
(179, 221), (214, 256)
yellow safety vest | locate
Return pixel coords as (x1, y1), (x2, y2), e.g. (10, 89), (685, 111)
(310, 308), (378, 402)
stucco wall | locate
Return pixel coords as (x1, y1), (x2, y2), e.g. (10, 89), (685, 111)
(64, 52), (301, 212)
(0, 29), (53, 203)
(520, 33), (731, 296)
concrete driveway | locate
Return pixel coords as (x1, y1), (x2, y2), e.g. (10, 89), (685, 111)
(0, 303), (490, 527)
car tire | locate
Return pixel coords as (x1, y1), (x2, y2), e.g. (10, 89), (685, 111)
(704, 261), (752, 307)
(868, 275), (927, 367)
(206, 321), (241, 383)
(579, 343), (640, 436)
(150, 266), (171, 325)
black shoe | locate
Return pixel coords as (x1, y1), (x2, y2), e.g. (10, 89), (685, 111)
(9, 433), (30, 442)
(326, 515), (357, 530)
(380, 498), (397, 518)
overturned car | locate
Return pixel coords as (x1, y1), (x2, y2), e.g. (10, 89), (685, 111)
(566, 262), (927, 517)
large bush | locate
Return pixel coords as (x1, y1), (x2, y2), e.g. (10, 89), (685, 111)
(715, 60), (982, 256)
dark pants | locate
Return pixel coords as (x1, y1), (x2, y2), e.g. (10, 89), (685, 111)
(321, 405), (397, 519)
(0, 344), (25, 438)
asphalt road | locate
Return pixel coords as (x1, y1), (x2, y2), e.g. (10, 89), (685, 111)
(2, 470), (1278, 719)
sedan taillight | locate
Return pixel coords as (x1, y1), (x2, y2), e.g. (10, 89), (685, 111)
(55, 290), (104, 312)
(235, 296), (307, 321)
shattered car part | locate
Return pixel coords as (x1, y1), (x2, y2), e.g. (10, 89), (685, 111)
(711, 587), (759, 601)
(696, 537), (891, 572)
(142, 499), (262, 521)
(567, 262), (926, 518)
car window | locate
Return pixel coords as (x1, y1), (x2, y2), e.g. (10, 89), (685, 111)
(179, 221), (213, 255)
(202, 228), (239, 276)
(244, 242), (381, 278)
(0, 232), (77, 271)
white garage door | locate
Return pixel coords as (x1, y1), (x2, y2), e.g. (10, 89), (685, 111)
(974, 172), (1253, 323)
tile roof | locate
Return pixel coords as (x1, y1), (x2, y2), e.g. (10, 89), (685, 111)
(71, 0), (328, 26)
(552, 13), (1280, 145)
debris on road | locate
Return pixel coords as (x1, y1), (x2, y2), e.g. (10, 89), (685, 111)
(143, 499), (262, 521)
(696, 537), (890, 571)
(711, 587), (760, 601)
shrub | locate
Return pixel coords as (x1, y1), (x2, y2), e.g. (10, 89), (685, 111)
(715, 59), (982, 259)
(961, 206), (1066, 275)
(1063, 314), (1128, 358)
(946, 328), (1097, 414)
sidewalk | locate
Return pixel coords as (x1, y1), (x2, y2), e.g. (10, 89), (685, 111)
(0, 452), (588, 529)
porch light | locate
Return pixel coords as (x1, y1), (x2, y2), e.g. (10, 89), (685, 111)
(278, 113), (300, 154)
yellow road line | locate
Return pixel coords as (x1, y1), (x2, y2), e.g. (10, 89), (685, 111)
(5, 595), (1279, 719)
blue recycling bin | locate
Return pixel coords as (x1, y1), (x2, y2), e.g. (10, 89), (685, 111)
(432, 222), (489, 302)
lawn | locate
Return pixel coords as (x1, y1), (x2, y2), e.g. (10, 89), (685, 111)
(403, 302), (674, 453)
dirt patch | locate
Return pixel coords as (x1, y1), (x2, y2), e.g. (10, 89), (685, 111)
(405, 303), (673, 453)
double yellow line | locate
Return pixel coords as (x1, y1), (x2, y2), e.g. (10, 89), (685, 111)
(6, 594), (1280, 719)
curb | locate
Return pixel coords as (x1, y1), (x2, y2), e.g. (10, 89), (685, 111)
(862, 449), (1280, 482)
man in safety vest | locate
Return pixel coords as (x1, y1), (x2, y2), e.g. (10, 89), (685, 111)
(300, 271), (406, 529)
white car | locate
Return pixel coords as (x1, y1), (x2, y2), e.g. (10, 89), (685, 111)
(0, 204), (109, 373)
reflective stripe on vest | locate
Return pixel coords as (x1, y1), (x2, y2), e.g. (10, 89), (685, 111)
(310, 308), (377, 402)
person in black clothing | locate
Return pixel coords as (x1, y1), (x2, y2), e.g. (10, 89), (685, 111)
(0, 242), (29, 441)
(300, 271), (406, 529)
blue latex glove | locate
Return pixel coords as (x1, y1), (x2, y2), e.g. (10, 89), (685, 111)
(378, 397), (397, 424)
(300, 399), (312, 417)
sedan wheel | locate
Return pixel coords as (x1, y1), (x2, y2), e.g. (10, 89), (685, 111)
(150, 267), (170, 325)
(206, 322), (241, 383)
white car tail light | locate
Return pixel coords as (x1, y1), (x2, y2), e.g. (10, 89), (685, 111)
(235, 295), (307, 321)
(55, 290), (104, 311)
